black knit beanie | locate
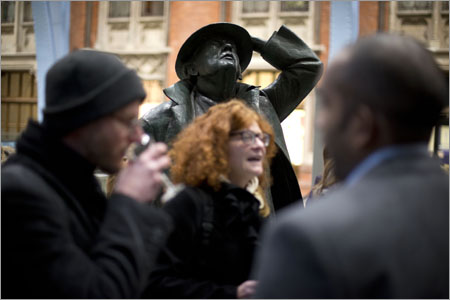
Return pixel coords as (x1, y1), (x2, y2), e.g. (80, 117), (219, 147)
(42, 49), (146, 136)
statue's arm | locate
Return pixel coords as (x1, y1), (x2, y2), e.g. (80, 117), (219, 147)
(253, 25), (323, 122)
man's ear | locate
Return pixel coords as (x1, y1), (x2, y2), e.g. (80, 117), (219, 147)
(349, 105), (377, 151)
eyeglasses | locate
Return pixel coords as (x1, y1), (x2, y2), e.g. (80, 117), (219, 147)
(112, 115), (141, 133)
(230, 130), (271, 147)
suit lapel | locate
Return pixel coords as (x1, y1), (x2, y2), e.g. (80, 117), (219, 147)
(163, 81), (195, 139)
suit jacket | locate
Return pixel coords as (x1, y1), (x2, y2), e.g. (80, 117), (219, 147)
(253, 150), (449, 298)
(141, 25), (323, 211)
(1, 121), (173, 298)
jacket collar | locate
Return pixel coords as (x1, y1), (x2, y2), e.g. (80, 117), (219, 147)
(16, 120), (96, 176)
(163, 80), (193, 105)
(163, 80), (259, 106)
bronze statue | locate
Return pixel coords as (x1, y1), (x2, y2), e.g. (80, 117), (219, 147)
(141, 23), (323, 211)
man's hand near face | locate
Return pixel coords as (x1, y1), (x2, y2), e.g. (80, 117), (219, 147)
(114, 143), (170, 203)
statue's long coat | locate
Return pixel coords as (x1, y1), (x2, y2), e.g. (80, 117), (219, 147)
(142, 25), (323, 211)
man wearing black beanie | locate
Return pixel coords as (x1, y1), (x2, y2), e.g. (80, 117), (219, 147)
(2, 50), (173, 298)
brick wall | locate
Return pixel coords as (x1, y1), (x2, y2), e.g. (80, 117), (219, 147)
(70, 1), (99, 52)
(70, 2), (86, 51)
(166, 1), (222, 87)
(359, 2), (380, 37)
(318, 1), (330, 71)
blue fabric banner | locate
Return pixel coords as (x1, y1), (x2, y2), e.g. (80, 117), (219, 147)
(32, 1), (70, 122)
(311, 1), (360, 183)
(329, 1), (359, 62)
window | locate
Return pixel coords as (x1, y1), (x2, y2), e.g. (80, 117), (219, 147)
(1, 1), (35, 53)
(1, 1), (15, 23)
(280, 1), (309, 13)
(1, 2), (36, 142)
(108, 1), (130, 18)
(233, 1), (313, 42)
(141, 1), (164, 17)
(397, 1), (432, 12)
(99, 1), (169, 50)
(391, 1), (448, 48)
(242, 70), (279, 88)
(1, 71), (38, 142)
(242, 2), (269, 14)
(97, 1), (170, 109)
(22, 1), (32, 22)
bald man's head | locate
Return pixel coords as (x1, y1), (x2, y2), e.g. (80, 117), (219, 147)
(324, 34), (447, 143)
(317, 34), (447, 180)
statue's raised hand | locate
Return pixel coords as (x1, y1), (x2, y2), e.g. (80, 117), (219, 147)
(251, 36), (266, 53)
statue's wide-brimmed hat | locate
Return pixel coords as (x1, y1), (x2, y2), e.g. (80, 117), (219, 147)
(175, 23), (253, 80)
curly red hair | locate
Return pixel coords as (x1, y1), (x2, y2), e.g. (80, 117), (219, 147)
(169, 99), (277, 193)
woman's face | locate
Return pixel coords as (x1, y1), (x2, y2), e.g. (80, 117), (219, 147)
(227, 122), (267, 188)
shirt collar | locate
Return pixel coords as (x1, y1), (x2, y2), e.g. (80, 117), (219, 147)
(345, 143), (429, 187)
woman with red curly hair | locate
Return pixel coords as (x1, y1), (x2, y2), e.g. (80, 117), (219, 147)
(144, 100), (277, 299)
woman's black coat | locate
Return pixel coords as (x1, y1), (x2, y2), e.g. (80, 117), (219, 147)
(144, 183), (263, 298)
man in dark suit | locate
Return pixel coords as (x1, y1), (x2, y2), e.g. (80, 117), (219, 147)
(2, 50), (173, 298)
(141, 23), (323, 212)
(252, 34), (449, 298)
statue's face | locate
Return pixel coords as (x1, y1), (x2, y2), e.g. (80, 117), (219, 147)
(191, 36), (240, 78)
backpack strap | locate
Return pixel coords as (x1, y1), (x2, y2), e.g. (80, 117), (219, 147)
(182, 187), (215, 267)
(201, 193), (214, 248)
